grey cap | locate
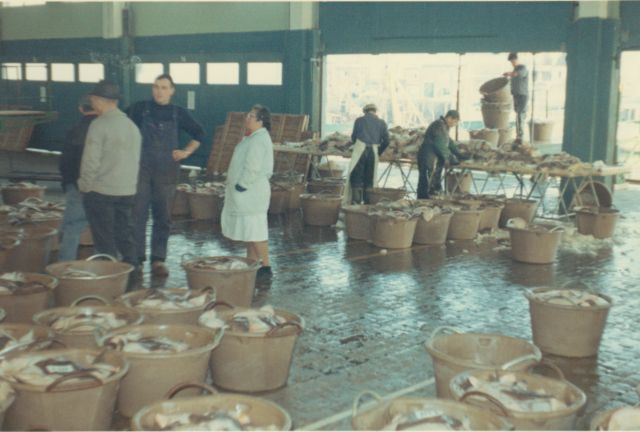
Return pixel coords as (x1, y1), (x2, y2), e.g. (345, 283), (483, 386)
(88, 80), (121, 100)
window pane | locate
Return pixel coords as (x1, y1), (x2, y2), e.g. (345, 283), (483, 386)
(247, 62), (282, 85)
(169, 63), (200, 85)
(1, 63), (22, 80)
(25, 63), (47, 81)
(51, 63), (75, 82)
(78, 63), (104, 83)
(206, 63), (239, 85)
(135, 63), (163, 84)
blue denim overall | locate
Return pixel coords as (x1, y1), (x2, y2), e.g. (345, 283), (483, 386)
(133, 102), (180, 263)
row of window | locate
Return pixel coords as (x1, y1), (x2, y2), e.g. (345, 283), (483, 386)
(0, 61), (283, 86)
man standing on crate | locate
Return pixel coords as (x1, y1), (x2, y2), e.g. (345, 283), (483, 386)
(345, 103), (390, 205)
(417, 110), (468, 199)
(503, 52), (529, 142)
(126, 74), (205, 277)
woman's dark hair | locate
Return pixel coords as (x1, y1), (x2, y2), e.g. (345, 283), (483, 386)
(252, 104), (272, 132)
(155, 73), (175, 88)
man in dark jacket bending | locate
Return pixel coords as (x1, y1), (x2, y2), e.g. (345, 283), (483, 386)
(417, 110), (467, 199)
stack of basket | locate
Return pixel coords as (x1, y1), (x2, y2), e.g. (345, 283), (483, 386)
(478, 77), (515, 147)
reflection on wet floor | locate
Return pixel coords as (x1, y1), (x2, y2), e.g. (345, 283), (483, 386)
(109, 185), (640, 429)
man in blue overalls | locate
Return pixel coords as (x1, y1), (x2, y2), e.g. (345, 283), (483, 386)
(127, 74), (205, 276)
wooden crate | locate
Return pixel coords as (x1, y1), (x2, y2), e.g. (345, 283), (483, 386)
(207, 111), (309, 175)
(206, 112), (246, 175)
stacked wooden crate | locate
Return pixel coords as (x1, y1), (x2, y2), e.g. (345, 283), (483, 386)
(207, 112), (310, 176)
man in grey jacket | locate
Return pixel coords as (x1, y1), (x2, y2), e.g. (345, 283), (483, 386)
(504, 52), (529, 141)
(79, 80), (142, 266)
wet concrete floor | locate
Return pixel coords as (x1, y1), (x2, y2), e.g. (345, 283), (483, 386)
(101, 181), (640, 430)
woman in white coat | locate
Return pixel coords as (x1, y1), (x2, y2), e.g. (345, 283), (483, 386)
(221, 105), (274, 278)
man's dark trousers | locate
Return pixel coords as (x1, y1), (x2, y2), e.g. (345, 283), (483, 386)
(83, 191), (137, 265)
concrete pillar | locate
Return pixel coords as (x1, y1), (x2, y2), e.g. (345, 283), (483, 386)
(562, 6), (620, 204)
(284, 3), (321, 131)
(563, 4), (620, 164)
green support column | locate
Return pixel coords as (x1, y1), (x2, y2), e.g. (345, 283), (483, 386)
(562, 18), (620, 205)
(284, 29), (321, 125)
(563, 18), (620, 165)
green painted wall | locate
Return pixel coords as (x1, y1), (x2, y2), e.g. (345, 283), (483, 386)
(0, 2), (103, 40)
(130, 2), (291, 36)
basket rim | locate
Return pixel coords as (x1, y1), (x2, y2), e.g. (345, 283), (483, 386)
(524, 287), (613, 309)
(0, 348), (129, 392)
(182, 256), (260, 273)
(449, 369), (587, 418)
(45, 260), (134, 280)
(131, 393), (292, 431)
(33, 305), (144, 336)
(424, 331), (542, 369)
(98, 323), (222, 358)
(199, 307), (305, 338)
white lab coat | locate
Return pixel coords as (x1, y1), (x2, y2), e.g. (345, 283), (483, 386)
(221, 128), (274, 242)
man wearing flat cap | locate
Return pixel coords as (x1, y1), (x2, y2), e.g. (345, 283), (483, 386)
(78, 80), (141, 267)
(345, 103), (389, 204)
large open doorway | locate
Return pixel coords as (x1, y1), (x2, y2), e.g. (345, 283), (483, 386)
(322, 52), (566, 145)
(618, 51), (640, 181)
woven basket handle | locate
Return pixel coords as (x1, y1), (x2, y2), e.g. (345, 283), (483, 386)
(352, 390), (383, 417)
(561, 280), (592, 291)
(204, 300), (234, 311)
(86, 254), (117, 262)
(71, 295), (110, 307)
(459, 390), (510, 417)
(266, 321), (303, 337)
(45, 371), (103, 392)
(180, 253), (195, 264)
(526, 359), (566, 381)
(428, 326), (461, 343)
(500, 353), (540, 371)
(165, 382), (218, 399)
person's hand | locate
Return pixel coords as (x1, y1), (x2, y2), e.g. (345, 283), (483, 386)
(503, 72), (510, 77)
(172, 149), (192, 161)
(235, 184), (247, 192)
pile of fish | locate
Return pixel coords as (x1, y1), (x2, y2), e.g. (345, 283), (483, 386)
(200, 305), (286, 334)
(1, 182), (44, 190)
(104, 332), (190, 354)
(0, 273), (49, 295)
(284, 127), (426, 160)
(0, 381), (13, 404)
(192, 182), (226, 196)
(383, 406), (471, 431)
(460, 373), (568, 412)
(0, 197), (64, 225)
(382, 126), (427, 161)
(0, 353), (119, 387)
(600, 407), (640, 430)
(457, 141), (594, 172)
(188, 257), (250, 271)
(126, 288), (214, 311)
(530, 289), (610, 307)
(48, 311), (129, 333)
(152, 405), (278, 431)
(60, 268), (99, 278)
(368, 199), (452, 221)
(0, 329), (38, 355)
